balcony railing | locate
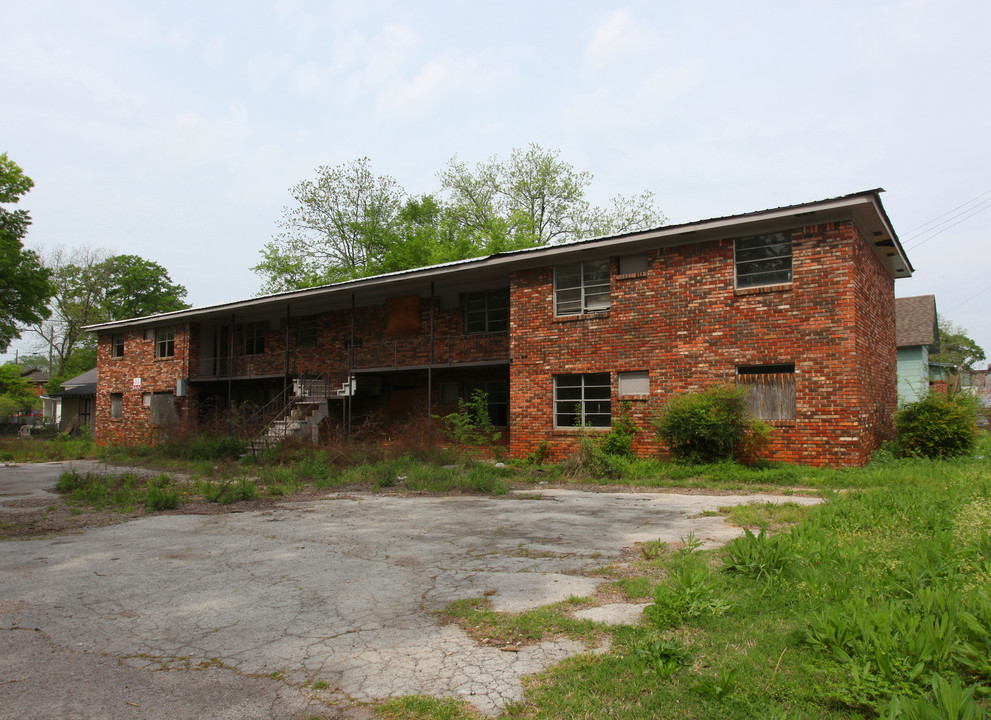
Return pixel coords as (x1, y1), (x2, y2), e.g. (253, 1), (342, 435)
(191, 333), (509, 380)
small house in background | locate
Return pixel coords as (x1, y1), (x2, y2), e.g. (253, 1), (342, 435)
(19, 367), (49, 418)
(45, 368), (97, 433)
(895, 295), (940, 402)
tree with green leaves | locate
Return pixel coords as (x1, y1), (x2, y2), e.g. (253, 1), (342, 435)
(255, 145), (666, 292)
(0, 153), (53, 352)
(30, 248), (189, 378)
(254, 157), (407, 293)
(0, 363), (39, 417)
(933, 315), (986, 371)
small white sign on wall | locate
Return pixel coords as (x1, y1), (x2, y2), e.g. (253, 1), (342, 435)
(132, 377), (142, 390)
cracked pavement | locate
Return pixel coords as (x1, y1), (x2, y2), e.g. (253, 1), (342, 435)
(1, 461), (819, 718)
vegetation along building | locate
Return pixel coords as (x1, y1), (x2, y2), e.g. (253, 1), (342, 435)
(86, 189), (912, 466)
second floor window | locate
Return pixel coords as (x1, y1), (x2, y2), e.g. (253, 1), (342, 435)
(554, 260), (610, 316)
(242, 321), (266, 355)
(155, 327), (175, 358)
(111, 333), (124, 358)
(298, 315), (319, 346)
(465, 288), (509, 334)
(735, 232), (793, 289)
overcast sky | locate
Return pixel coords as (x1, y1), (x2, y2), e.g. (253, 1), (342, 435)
(3, 0), (990, 366)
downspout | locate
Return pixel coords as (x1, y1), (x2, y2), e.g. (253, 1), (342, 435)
(227, 313), (235, 410)
(284, 304), (290, 399)
(428, 282), (435, 422)
(348, 293), (355, 439)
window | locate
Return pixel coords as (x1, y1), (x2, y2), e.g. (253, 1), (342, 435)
(298, 315), (319, 346)
(619, 253), (648, 276)
(241, 321), (266, 355)
(155, 326), (175, 358)
(78, 398), (92, 426)
(554, 373), (610, 428)
(554, 260), (610, 316)
(737, 364), (796, 420)
(735, 231), (792, 289)
(438, 382), (459, 404)
(110, 393), (123, 420)
(618, 370), (649, 396)
(111, 333), (124, 358)
(150, 392), (179, 426)
(465, 380), (509, 427)
(464, 288), (509, 334)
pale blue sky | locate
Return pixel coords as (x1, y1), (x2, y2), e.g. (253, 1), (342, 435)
(3, 0), (990, 364)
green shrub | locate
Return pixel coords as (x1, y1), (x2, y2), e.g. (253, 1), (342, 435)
(145, 484), (180, 511)
(653, 385), (763, 463)
(600, 401), (638, 457)
(895, 394), (978, 459)
(439, 389), (501, 448)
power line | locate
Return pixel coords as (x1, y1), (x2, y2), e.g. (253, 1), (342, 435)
(901, 189), (991, 240)
(904, 198), (991, 251)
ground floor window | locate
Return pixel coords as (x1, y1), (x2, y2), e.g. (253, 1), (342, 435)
(465, 380), (509, 427)
(110, 393), (123, 420)
(554, 373), (611, 428)
(737, 364), (796, 420)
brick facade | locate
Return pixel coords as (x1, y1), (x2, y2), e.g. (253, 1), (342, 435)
(509, 220), (897, 467)
(91, 191), (907, 466)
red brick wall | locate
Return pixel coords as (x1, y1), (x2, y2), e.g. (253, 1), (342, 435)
(509, 220), (897, 467)
(96, 325), (196, 445)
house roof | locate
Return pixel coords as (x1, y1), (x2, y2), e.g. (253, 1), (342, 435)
(61, 368), (97, 388)
(85, 188), (912, 333)
(20, 368), (49, 383)
(895, 295), (937, 347)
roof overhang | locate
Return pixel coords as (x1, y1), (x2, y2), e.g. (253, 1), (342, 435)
(85, 189), (911, 333)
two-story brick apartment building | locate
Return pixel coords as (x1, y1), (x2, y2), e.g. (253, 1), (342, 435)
(86, 189), (911, 466)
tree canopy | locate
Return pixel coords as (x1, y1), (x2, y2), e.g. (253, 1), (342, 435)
(254, 144), (665, 293)
(29, 248), (190, 381)
(0, 153), (53, 352)
(933, 315), (987, 371)
(0, 363), (39, 417)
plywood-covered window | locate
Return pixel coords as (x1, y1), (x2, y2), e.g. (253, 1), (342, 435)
(737, 364), (796, 420)
(110, 393), (123, 420)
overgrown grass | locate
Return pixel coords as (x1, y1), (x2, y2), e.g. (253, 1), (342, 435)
(0, 435), (96, 462)
(56, 469), (183, 512)
(394, 439), (988, 720)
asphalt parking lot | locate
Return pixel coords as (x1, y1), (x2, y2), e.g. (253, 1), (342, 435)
(0, 461), (819, 718)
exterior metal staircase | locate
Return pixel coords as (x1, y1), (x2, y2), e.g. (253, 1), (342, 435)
(248, 375), (355, 455)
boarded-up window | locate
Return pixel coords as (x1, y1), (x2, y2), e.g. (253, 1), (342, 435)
(619, 253), (648, 276)
(385, 295), (421, 336)
(737, 364), (796, 420)
(618, 370), (649, 396)
(150, 392), (179, 426)
(110, 393), (123, 420)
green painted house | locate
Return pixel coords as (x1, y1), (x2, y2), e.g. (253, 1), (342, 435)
(895, 294), (938, 403)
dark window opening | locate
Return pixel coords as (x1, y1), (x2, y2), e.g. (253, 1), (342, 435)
(735, 232), (793, 289)
(464, 288), (509, 334)
(554, 373), (611, 428)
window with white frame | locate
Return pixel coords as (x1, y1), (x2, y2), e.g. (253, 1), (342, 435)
(154, 327), (175, 358)
(464, 288), (509, 334)
(735, 231), (793, 289)
(111, 333), (125, 358)
(554, 373), (611, 428)
(554, 260), (611, 316)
